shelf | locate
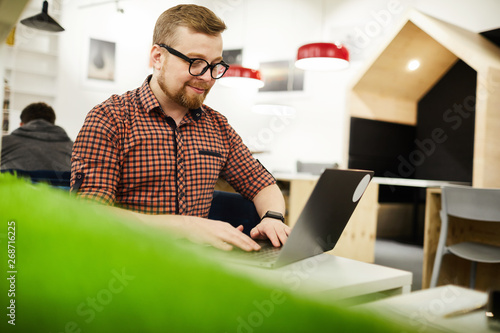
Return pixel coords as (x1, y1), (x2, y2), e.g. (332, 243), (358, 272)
(5, 46), (58, 58)
(4, 67), (57, 78)
(9, 89), (56, 99)
(1, 0), (60, 135)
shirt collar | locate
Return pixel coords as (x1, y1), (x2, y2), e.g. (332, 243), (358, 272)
(189, 107), (203, 121)
(140, 75), (204, 123)
(139, 75), (162, 114)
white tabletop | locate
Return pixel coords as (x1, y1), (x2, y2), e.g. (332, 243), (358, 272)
(223, 254), (412, 305)
(274, 172), (471, 189)
(372, 177), (471, 188)
(356, 285), (493, 333)
(274, 172), (320, 181)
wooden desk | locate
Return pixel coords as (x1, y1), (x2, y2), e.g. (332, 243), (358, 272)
(275, 175), (465, 264)
(276, 173), (379, 263)
(356, 285), (494, 333)
(225, 254), (412, 306)
(423, 188), (500, 290)
(373, 178), (470, 244)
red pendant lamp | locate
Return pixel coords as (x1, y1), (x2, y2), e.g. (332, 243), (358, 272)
(218, 65), (264, 89)
(295, 42), (349, 71)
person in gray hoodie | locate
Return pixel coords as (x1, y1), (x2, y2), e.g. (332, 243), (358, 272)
(1, 102), (73, 171)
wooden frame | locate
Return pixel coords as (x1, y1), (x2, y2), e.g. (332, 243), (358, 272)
(347, 9), (500, 188)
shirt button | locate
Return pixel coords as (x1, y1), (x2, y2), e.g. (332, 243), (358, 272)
(178, 158), (184, 164)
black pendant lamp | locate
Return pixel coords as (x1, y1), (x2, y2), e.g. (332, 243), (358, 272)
(20, 1), (64, 32)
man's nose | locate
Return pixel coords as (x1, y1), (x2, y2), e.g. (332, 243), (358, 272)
(199, 67), (214, 81)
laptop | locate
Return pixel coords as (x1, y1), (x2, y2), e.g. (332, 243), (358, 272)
(223, 168), (374, 268)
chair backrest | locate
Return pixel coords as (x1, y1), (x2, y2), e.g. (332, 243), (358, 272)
(1, 169), (71, 190)
(297, 161), (338, 175)
(208, 190), (260, 235)
(442, 186), (500, 222)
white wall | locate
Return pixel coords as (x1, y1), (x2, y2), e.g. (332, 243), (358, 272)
(53, 0), (500, 173)
(55, 0), (161, 141)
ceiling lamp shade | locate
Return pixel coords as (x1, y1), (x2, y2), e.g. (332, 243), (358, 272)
(218, 65), (264, 89)
(20, 1), (65, 32)
(295, 42), (349, 71)
(252, 104), (296, 116)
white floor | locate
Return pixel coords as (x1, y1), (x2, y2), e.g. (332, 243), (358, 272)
(374, 239), (424, 291)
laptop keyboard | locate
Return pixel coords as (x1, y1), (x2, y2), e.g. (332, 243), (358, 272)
(246, 246), (281, 262)
(231, 241), (282, 262)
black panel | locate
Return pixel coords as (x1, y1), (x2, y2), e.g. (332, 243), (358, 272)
(349, 117), (416, 176)
(348, 60), (476, 202)
(348, 117), (416, 202)
(415, 60), (476, 182)
(481, 28), (500, 48)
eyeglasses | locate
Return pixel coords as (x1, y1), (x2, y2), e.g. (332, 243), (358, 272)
(157, 44), (229, 80)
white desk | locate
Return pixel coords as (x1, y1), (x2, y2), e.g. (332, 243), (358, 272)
(372, 177), (470, 188)
(356, 285), (495, 333)
(222, 254), (412, 306)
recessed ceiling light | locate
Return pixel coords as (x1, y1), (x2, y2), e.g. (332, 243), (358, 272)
(407, 59), (420, 71)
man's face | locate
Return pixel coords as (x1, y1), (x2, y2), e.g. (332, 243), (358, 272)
(156, 26), (223, 110)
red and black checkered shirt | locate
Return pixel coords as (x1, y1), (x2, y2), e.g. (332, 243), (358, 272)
(71, 76), (275, 215)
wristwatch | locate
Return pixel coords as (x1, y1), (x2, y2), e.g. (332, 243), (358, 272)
(261, 210), (285, 223)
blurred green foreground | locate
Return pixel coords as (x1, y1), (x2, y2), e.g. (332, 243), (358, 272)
(0, 174), (412, 332)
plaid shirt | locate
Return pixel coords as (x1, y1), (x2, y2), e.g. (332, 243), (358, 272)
(71, 76), (275, 215)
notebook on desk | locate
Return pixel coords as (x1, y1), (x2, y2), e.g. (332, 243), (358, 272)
(224, 168), (374, 268)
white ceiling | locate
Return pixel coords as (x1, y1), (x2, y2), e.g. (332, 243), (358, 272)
(414, 0), (500, 33)
(69, 0), (500, 33)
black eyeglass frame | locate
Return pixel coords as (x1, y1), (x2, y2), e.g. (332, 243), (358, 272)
(157, 44), (229, 79)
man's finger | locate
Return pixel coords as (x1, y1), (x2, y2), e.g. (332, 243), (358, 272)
(250, 227), (264, 239)
(222, 226), (260, 251)
(213, 239), (234, 251)
(276, 227), (289, 246)
(269, 234), (281, 247)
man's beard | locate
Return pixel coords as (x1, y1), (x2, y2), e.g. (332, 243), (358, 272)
(158, 70), (211, 110)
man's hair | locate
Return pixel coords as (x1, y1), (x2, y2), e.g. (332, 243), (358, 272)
(20, 102), (56, 125)
(153, 4), (226, 47)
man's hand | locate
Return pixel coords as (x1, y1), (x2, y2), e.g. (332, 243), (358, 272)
(114, 208), (262, 252)
(185, 217), (262, 252)
(250, 218), (291, 247)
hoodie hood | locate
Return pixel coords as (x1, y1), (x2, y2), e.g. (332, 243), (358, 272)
(11, 119), (71, 142)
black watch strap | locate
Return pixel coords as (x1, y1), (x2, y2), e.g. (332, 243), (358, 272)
(261, 210), (285, 223)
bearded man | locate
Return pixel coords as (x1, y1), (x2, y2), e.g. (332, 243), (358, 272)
(71, 4), (289, 251)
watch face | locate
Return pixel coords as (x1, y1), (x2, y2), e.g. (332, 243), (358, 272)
(265, 211), (284, 221)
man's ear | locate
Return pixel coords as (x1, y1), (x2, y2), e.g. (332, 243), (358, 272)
(150, 45), (163, 71)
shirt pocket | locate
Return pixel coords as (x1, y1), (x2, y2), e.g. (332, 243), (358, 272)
(195, 149), (225, 172)
(185, 149), (225, 189)
(198, 149), (223, 158)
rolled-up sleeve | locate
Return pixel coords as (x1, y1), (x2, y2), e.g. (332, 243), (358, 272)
(70, 103), (122, 205)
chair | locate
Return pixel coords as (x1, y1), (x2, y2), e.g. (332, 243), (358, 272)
(208, 190), (260, 236)
(430, 186), (500, 288)
(296, 161), (338, 175)
(1, 169), (71, 190)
